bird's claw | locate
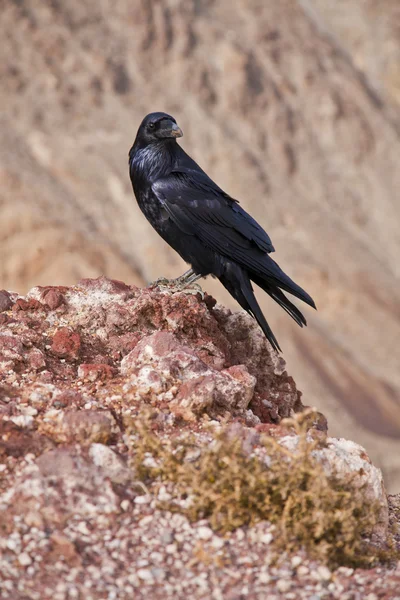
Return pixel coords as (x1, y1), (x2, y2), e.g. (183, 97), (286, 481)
(150, 278), (204, 299)
(180, 282), (205, 299)
(149, 276), (174, 287)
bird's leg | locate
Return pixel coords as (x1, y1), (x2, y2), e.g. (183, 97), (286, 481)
(177, 269), (203, 290)
(175, 269), (203, 289)
(173, 270), (204, 298)
(171, 268), (197, 286)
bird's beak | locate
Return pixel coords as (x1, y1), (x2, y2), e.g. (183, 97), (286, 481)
(163, 120), (183, 138)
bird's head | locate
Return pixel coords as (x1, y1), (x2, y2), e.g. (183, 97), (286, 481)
(134, 112), (183, 147)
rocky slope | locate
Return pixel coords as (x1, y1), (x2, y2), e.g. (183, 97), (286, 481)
(0, 278), (398, 599)
(1, 0), (400, 491)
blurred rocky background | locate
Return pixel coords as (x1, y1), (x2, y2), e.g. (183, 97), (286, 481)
(1, 1), (399, 490)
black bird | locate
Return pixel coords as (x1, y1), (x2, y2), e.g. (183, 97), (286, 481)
(129, 112), (316, 352)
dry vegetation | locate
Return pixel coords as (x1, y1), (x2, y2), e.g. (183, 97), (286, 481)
(127, 410), (392, 569)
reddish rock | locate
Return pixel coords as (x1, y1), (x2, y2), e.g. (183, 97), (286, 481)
(12, 298), (43, 312)
(109, 332), (141, 357)
(0, 290), (12, 312)
(78, 363), (115, 382)
(0, 334), (24, 358)
(48, 532), (81, 567)
(78, 275), (134, 298)
(0, 313), (10, 325)
(26, 348), (46, 371)
(0, 420), (53, 458)
(51, 327), (81, 360)
(0, 277), (395, 598)
(174, 366), (256, 415)
(174, 375), (217, 413)
(52, 390), (85, 409)
(250, 395), (280, 423)
(123, 331), (180, 367)
(42, 288), (65, 310)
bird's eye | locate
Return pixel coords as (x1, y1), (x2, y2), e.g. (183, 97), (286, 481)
(148, 123), (155, 130)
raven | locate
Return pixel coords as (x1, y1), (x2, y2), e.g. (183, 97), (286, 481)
(129, 112), (316, 352)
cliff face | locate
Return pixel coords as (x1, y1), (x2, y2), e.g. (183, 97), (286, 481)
(1, 1), (400, 490)
(0, 278), (397, 599)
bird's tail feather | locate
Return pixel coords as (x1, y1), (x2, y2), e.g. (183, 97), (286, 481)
(250, 274), (307, 328)
(219, 263), (282, 352)
(259, 256), (316, 309)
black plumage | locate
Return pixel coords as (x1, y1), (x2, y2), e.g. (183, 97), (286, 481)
(129, 112), (316, 352)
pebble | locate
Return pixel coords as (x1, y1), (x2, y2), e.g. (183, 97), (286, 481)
(151, 568), (166, 582)
(18, 552), (32, 566)
(197, 526), (213, 541)
(10, 415), (34, 428)
(258, 573), (271, 584)
(211, 537), (225, 550)
(212, 589), (224, 600)
(137, 568), (154, 583)
(276, 579), (291, 592)
(337, 567), (354, 577)
(317, 565), (332, 582)
(20, 406), (38, 416)
(297, 565), (309, 576)
(6, 539), (19, 552)
(139, 516), (153, 527)
(291, 556), (302, 568)
(260, 532), (273, 545)
(134, 495), (152, 505)
(120, 500), (130, 511)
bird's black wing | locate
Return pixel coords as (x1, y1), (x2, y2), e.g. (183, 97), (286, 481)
(152, 170), (275, 256)
(152, 170), (315, 309)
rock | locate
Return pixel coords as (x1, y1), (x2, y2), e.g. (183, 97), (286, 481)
(291, 556), (302, 568)
(51, 327), (81, 360)
(9, 415), (34, 429)
(17, 552), (32, 567)
(48, 532), (81, 566)
(276, 579), (292, 592)
(26, 347), (46, 371)
(0, 290), (12, 312)
(78, 363), (115, 382)
(41, 288), (65, 310)
(89, 443), (131, 484)
(5, 448), (120, 528)
(121, 330), (257, 415)
(316, 565), (332, 582)
(0, 420), (53, 458)
(174, 375), (217, 413)
(260, 533), (273, 545)
(12, 298), (43, 312)
(0, 279), (303, 422)
(0, 334), (24, 361)
(197, 526), (213, 541)
(40, 410), (115, 445)
(0, 278), (396, 599)
(279, 435), (388, 537)
(1, 0), (400, 500)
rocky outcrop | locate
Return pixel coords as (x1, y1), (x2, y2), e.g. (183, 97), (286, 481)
(1, 0), (400, 494)
(0, 277), (301, 422)
(0, 278), (398, 599)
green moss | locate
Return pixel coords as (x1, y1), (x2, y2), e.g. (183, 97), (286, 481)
(126, 410), (388, 568)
